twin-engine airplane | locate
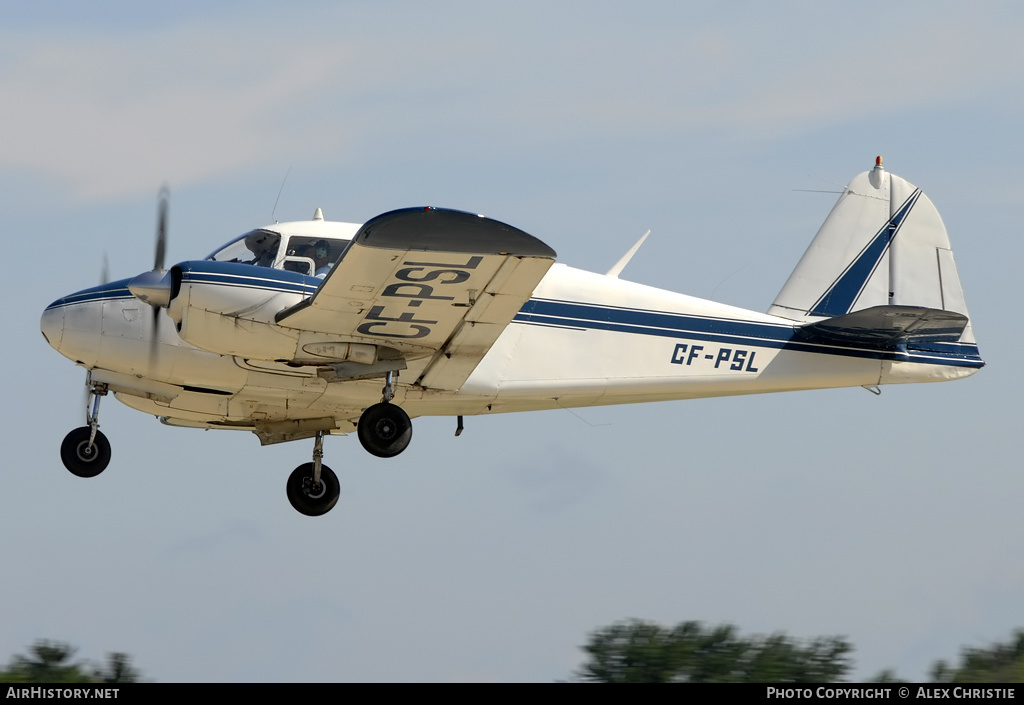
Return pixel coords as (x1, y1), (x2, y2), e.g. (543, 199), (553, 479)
(41, 159), (983, 516)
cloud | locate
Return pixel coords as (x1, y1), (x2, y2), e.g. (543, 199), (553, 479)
(0, 24), (353, 199)
(2, 5), (1022, 201)
(710, 15), (1023, 138)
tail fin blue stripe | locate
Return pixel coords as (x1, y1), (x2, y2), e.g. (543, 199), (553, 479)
(808, 189), (921, 317)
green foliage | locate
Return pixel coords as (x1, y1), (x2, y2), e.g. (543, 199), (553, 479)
(0, 641), (141, 683)
(92, 652), (141, 684)
(868, 668), (908, 683)
(579, 622), (1024, 683)
(932, 630), (1024, 683)
(576, 620), (853, 683)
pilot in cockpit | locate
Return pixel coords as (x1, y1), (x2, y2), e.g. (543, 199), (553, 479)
(312, 239), (334, 278)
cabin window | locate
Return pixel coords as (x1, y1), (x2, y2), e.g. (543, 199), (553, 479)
(281, 237), (347, 278)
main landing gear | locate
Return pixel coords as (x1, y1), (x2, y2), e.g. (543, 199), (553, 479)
(287, 372), (413, 516)
(356, 370), (412, 459)
(286, 430), (340, 517)
(60, 382), (112, 478)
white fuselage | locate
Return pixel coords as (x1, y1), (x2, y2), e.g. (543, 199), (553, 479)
(40, 248), (981, 437)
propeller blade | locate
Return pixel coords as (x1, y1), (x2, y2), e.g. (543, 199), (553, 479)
(133, 186), (172, 373)
(149, 305), (161, 371)
(154, 186), (168, 272)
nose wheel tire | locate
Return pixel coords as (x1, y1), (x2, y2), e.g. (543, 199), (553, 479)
(60, 427), (112, 478)
(286, 462), (340, 516)
(357, 402), (412, 458)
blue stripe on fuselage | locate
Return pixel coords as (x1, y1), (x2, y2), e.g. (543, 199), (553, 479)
(514, 298), (984, 368)
(45, 278), (135, 310)
(45, 265), (983, 370)
(45, 261), (320, 312)
(178, 261), (320, 296)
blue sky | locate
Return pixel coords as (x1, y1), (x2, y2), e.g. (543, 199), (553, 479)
(2, 1), (1022, 681)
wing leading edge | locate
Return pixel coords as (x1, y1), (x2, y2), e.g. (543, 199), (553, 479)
(276, 207), (556, 390)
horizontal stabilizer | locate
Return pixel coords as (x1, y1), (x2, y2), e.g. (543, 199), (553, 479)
(796, 305), (968, 348)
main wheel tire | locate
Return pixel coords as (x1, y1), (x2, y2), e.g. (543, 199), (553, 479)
(357, 403), (412, 458)
(60, 427), (111, 478)
(286, 463), (340, 517)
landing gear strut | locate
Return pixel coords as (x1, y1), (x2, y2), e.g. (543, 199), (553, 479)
(60, 382), (112, 478)
(286, 430), (340, 516)
(357, 371), (412, 458)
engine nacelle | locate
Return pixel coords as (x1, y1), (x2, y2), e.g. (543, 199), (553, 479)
(168, 261), (380, 366)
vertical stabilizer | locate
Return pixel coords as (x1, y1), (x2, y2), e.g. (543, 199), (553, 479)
(768, 159), (974, 344)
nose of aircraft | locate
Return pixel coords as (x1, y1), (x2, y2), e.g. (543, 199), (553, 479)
(40, 302), (65, 351)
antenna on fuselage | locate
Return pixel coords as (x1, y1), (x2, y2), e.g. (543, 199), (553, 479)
(271, 165), (292, 223)
(606, 230), (651, 278)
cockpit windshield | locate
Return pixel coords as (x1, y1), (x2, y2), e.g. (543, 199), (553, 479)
(206, 230), (281, 268)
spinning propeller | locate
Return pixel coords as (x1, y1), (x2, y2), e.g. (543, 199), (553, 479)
(127, 187), (173, 364)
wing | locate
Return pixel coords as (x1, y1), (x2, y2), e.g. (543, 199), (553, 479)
(276, 207), (556, 390)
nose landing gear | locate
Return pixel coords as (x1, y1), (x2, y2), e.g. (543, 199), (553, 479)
(60, 382), (112, 478)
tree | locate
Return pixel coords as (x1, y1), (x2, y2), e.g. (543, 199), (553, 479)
(92, 652), (141, 684)
(0, 641), (142, 683)
(931, 630), (1024, 683)
(1, 641), (92, 683)
(868, 668), (908, 683)
(576, 620), (853, 683)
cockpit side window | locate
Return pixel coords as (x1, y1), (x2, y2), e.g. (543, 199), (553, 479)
(281, 237), (347, 278)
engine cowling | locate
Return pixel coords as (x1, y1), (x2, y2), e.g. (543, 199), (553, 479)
(167, 261), (380, 365)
